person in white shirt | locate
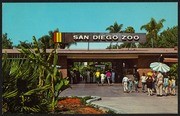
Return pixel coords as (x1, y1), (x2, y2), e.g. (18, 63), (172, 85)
(141, 72), (147, 93)
(122, 75), (129, 92)
(100, 72), (106, 86)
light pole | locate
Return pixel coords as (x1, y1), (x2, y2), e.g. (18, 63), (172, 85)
(88, 41), (89, 50)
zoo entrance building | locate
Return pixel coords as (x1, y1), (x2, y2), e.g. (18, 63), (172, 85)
(2, 47), (178, 83)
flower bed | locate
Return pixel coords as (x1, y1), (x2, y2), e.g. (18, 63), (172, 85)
(56, 97), (106, 114)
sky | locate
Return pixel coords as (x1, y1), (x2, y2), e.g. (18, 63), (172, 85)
(2, 2), (178, 49)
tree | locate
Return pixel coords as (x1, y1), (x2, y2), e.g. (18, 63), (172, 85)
(106, 21), (123, 49)
(15, 41), (33, 48)
(2, 33), (13, 49)
(38, 29), (58, 49)
(106, 21), (123, 33)
(124, 26), (135, 33)
(169, 63), (178, 81)
(157, 26), (178, 48)
(140, 18), (165, 48)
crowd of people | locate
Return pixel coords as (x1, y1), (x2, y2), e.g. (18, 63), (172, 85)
(68, 68), (176, 97)
(122, 70), (176, 97)
(68, 69), (116, 85)
(94, 69), (116, 86)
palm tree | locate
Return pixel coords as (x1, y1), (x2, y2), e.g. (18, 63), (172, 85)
(106, 22), (123, 49)
(125, 26), (135, 33)
(106, 21), (123, 33)
(140, 18), (165, 48)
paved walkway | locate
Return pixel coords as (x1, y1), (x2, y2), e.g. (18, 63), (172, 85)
(60, 83), (178, 114)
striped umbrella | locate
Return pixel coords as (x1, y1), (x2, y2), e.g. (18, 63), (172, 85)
(150, 62), (170, 73)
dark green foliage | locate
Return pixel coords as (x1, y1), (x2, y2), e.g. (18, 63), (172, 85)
(169, 63), (178, 80)
(2, 33), (13, 49)
(80, 96), (93, 105)
(156, 26), (178, 48)
(2, 54), (50, 113)
(2, 36), (70, 114)
(15, 41), (33, 49)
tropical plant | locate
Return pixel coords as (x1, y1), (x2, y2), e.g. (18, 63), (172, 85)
(2, 36), (70, 114)
(2, 33), (13, 49)
(20, 36), (70, 112)
(124, 26), (135, 33)
(139, 18), (165, 48)
(169, 63), (178, 80)
(15, 41), (33, 49)
(2, 54), (50, 113)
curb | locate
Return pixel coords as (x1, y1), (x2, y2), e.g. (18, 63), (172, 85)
(63, 95), (123, 114)
(91, 103), (124, 114)
(85, 96), (124, 114)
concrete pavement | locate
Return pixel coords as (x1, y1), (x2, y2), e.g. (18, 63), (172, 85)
(60, 83), (178, 114)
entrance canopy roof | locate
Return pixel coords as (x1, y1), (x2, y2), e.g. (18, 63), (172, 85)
(3, 48), (177, 60)
(2, 48), (177, 54)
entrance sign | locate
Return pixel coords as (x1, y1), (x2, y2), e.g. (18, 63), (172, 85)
(54, 32), (146, 43)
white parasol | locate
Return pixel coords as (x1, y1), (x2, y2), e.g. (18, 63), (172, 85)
(150, 62), (170, 73)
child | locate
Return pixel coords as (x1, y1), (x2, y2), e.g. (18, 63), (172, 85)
(171, 77), (176, 96)
(163, 73), (169, 96)
(128, 78), (133, 93)
(134, 78), (139, 92)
